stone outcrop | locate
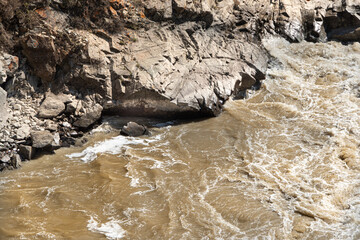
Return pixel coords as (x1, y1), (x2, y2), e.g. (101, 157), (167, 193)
(57, 0), (272, 118)
(121, 121), (149, 137)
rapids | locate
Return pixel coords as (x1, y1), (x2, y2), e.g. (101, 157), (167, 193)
(1, 37), (360, 239)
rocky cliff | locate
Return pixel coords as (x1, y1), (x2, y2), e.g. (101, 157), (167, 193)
(0, 0), (360, 169)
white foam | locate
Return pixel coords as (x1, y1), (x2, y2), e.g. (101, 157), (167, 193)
(67, 135), (153, 162)
(87, 216), (126, 240)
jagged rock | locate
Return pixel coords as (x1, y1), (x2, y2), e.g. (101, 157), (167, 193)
(61, 136), (76, 147)
(120, 122), (149, 137)
(21, 29), (77, 85)
(10, 153), (21, 169)
(65, 100), (82, 115)
(1, 154), (10, 163)
(0, 53), (19, 84)
(73, 23), (268, 117)
(31, 130), (61, 150)
(19, 145), (35, 160)
(73, 103), (103, 128)
(44, 120), (58, 131)
(22, 33), (58, 84)
(35, 0), (360, 119)
(38, 94), (66, 118)
(62, 33), (112, 99)
(61, 121), (72, 128)
(15, 125), (31, 140)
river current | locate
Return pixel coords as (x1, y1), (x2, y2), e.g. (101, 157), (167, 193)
(1, 38), (360, 239)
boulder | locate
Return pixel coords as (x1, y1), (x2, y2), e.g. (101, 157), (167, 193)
(0, 153), (21, 169)
(65, 100), (82, 115)
(31, 130), (61, 150)
(15, 125), (31, 140)
(0, 53), (19, 84)
(61, 136), (76, 147)
(10, 153), (21, 169)
(120, 122), (149, 137)
(84, 24), (268, 118)
(1, 154), (10, 163)
(73, 103), (103, 128)
(38, 94), (66, 118)
(19, 145), (35, 160)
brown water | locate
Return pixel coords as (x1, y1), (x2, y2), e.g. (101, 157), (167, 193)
(1, 38), (360, 239)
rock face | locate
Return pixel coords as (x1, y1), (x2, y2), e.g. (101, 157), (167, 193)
(121, 122), (149, 137)
(323, 1), (360, 41)
(51, 0), (360, 118)
(105, 26), (267, 117)
(59, 0), (271, 118)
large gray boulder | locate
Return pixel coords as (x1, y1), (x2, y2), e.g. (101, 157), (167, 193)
(38, 93), (67, 118)
(31, 130), (61, 150)
(73, 103), (103, 128)
(106, 25), (267, 117)
(18, 145), (35, 160)
(66, 19), (267, 117)
(121, 122), (149, 137)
